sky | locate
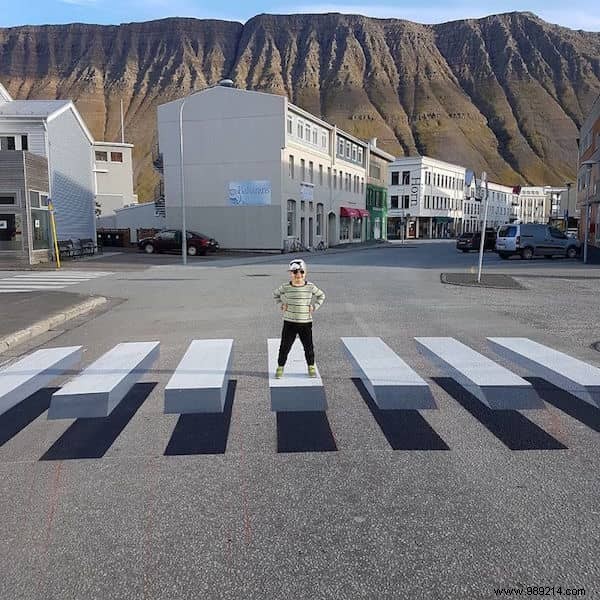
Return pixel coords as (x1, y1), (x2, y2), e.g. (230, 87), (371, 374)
(1, 0), (599, 31)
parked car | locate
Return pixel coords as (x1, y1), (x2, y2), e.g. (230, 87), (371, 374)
(456, 229), (496, 252)
(495, 223), (580, 259)
(138, 230), (219, 256)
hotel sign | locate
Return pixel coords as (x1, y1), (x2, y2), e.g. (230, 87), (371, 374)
(228, 180), (272, 206)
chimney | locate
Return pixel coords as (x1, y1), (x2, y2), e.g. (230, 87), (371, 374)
(369, 137), (378, 148)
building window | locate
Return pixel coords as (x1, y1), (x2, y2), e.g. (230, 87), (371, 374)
(0, 194), (16, 205)
(327, 167), (332, 188)
(338, 138), (344, 156)
(370, 162), (381, 179)
(313, 129), (318, 145)
(111, 152), (123, 162)
(0, 212), (23, 250)
(316, 203), (323, 236)
(300, 159), (306, 181)
(95, 151), (108, 162)
(402, 195), (409, 209)
(322, 133), (327, 149)
(340, 218), (350, 241)
(346, 141), (351, 158)
(0, 135), (28, 151)
(287, 200), (296, 236)
(352, 146), (357, 161)
(391, 171), (399, 186)
(309, 161), (314, 183)
(333, 169), (337, 189)
(352, 217), (362, 240)
(358, 147), (363, 165)
(298, 122), (304, 138)
(287, 117), (293, 134)
(289, 155), (294, 179)
(305, 124), (311, 142)
(391, 195), (399, 209)
(401, 171), (410, 185)
(319, 164), (323, 186)
(361, 178), (364, 195)
(29, 190), (41, 208)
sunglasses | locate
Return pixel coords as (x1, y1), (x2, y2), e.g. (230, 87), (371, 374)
(291, 269), (305, 274)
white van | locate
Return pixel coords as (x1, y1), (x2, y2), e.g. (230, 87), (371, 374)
(495, 224), (580, 259)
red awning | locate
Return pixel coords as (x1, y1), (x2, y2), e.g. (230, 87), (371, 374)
(358, 209), (370, 217)
(340, 206), (361, 219)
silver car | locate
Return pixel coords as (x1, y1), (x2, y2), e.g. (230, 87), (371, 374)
(495, 223), (580, 259)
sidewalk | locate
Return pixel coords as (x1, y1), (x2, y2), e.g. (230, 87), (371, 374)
(0, 291), (107, 354)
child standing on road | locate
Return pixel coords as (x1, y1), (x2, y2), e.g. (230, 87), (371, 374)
(273, 258), (325, 378)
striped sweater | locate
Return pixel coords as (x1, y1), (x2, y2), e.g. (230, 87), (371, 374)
(273, 281), (326, 323)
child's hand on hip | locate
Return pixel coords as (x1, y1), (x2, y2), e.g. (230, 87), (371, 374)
(309, 305), (314, 315)
(281, 304), (288, 311)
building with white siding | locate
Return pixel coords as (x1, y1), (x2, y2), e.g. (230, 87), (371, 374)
(158, 83), (368, 250)
(0, 91), (96, 263)
(464, 179), (517, 231)
(93, 141), (138, 216)
(388, 156), (466, 239)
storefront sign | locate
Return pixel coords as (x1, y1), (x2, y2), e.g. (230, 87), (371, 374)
(228, 180), (271, 206)
(300, 182), (314, 201)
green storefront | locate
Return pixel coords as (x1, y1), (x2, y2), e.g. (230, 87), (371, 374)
(366, 184), (387, 240)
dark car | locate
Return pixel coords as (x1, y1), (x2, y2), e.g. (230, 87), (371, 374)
(456, 229), (496, 252)
(138, 229), (219, 256)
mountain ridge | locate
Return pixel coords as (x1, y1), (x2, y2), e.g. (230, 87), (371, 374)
(1, 11), (599, 199)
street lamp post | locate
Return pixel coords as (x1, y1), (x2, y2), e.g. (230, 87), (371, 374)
(565, 182), (572, 231)
(581, 159), (599, 264)
(477, 171), (489, 284)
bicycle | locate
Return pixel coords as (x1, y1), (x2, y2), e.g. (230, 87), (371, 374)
(314, 240), (327, 252)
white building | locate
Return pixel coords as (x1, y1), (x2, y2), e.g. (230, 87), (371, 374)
(464, 179), (517, 231)
(0, 88), (96, 263)
(516, 187), (550, 223)
(388, 156), (465, 238)
(157, 83), (368, 250)
(93, 141), (138, 216)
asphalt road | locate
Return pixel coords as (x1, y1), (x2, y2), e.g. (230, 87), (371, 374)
(1, 241), (599, 599)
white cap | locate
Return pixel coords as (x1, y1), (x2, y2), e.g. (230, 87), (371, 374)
(288, 258), (306, 271)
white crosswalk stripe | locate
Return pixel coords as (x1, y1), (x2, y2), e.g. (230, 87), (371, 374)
(0, 271), (112, 293)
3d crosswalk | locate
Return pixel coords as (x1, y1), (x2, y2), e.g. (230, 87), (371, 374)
(1, 337), (600, 427)
(0, 271), (112, 293)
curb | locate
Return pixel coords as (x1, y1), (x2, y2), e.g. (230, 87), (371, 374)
(0, 296), (107, 355)
(440, 272), (523, 290)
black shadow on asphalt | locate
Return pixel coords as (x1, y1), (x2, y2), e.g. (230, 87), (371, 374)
(0, 387), (58, 447)
(164, 380), (236, 456)
(277, 411), (337, 453)
(39, 382), (156, 461)
(434, 377), (567, 451)
(352, 378), (449, 450)
(526, 377), (600, 433)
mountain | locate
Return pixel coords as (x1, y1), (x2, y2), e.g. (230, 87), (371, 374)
(1, 12), (599, 199)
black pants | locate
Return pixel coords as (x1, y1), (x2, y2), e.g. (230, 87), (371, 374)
(278, 320), (314, 366)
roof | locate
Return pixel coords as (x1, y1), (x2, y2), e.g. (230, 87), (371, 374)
(0, 99), (94, 145)
(0, 82), (11, 102)
(0, 100), (71, 118)
(369, 145), (395, 162)
(94, 141), (134, 148)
